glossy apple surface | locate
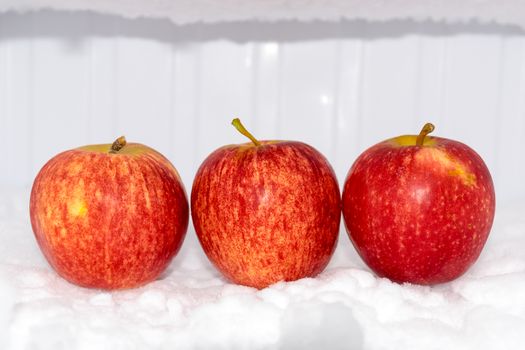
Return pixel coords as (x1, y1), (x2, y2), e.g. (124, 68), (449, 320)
(191, 119), (341, 289)
(342, 124), (496, 285)
(30, 137), (189, 289)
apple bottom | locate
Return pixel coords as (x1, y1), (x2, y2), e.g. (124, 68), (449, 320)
(205, 230), (339, 289)
(50, 255), (175, 290)
(193, 188), (340, 289)
(344, 187), (494, 285)
(32, 215), (186, 290)
(349, 227), (487, 286)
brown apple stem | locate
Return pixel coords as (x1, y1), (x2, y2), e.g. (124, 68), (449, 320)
(231, 118), (261, 146)
(416, 123), (435, 146)
(109, 136), (127, 153)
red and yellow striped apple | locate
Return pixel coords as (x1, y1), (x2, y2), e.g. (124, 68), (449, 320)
(30, 137), (189, 289)
(191, 119), (341, 289)
(342, 123), (496, 285)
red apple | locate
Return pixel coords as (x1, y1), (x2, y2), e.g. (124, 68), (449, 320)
(342, 123), (496, 285)
(30, 137), (189, 289)
(191, 119), (341, 289)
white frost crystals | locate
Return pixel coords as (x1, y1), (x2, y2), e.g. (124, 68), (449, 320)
(0, 270), (15, 350)
(1, 189), (525, 349)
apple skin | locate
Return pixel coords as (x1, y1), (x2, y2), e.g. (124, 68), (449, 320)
(191, 141), (341, 289)
(342, 133), (495, 285)
(29, 141), (189, 290)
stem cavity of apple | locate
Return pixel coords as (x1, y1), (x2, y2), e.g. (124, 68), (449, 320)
(110, 136), (127, 153)
(416, 123), (435, 147)
(231, 118), (261, 146)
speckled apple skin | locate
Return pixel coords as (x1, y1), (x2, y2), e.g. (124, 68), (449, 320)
(191, 141), (341, 289)
(30, 144), (189, 290)
(342, 136), (496, 285)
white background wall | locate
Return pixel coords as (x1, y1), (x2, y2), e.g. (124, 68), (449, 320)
(1, 11), (524, 205)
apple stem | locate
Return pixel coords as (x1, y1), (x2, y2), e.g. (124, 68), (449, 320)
(416, 123), (435, 146)
(109, 136), (127, 153)
(231, 118), (261, 146)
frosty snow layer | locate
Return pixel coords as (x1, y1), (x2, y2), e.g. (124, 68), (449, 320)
(1, 0), (525, 28)
(1, 188), (525, 349)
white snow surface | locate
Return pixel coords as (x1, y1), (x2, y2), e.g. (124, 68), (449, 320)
(1, 187), (525, 349)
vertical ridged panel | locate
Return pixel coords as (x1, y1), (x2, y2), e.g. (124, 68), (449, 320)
(0, 12), (522, 205)
(113, 32), (174, 155)
(495, 36), (525, 203)
(279, 40), (340, 160)
(88, 16), (119, 143)
(359, 35), (421, 148)
(414, 36), (448, 128)
(196, 41), (254, 162)
(0, 20), (7, 186)
(0, 14), (34, 187)
(32, 13), (91, 176)
(333, 39), (365, 183)
(251, 42), (281, 140)
(439, 34), (503, 176)
(170, 45), (201, 188)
